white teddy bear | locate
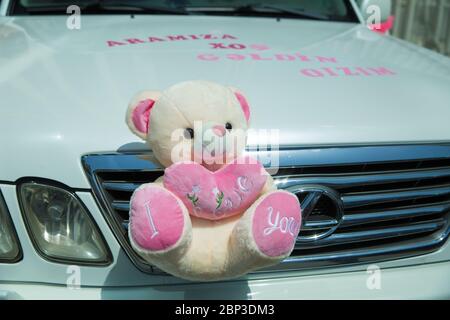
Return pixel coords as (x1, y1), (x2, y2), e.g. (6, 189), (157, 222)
(126, 80), (301, 281)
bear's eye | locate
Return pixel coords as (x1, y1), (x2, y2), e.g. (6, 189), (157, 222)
(184, 128), (194, 139)
(225, 122), (233, 131)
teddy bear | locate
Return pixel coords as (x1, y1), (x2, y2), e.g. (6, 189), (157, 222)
(125, 80), (302, 281)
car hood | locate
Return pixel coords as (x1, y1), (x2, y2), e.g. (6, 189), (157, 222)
(1, 15), (450, 187)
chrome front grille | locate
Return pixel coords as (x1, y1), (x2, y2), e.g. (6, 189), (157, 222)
(82, 145), (450, 273)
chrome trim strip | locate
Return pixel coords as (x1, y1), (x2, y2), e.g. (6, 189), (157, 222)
(342, 185), (450, 208)
(342, 202), (450, 226)
(102, 182), (142, 192)
(111, 201), (130, 211)
(303, 219), (338, 230)
(276, 167), (450, 190)
(83, 144), (450, 171)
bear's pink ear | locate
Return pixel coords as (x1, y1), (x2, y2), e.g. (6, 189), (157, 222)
(126, 91), (161, 139)
(229, 87), (250, 123)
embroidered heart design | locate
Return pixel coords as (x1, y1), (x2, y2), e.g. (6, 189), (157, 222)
(163, 156), (267, 220)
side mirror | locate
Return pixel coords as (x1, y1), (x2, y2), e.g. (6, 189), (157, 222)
(358, 0), (393, 33)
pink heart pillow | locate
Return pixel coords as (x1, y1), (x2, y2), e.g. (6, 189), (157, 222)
(163, 156), (267, 220)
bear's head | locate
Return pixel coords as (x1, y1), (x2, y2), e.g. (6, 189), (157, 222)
(126, 81), (251, 170)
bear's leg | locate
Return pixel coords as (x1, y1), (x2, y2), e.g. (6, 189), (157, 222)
(228, 190), (302, 274)
(128, 183), (192, 258)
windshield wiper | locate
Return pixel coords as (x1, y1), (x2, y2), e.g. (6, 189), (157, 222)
(189, 3), (328, 21)
(235, 4), (329, 20)
(22, 1), (190, 15)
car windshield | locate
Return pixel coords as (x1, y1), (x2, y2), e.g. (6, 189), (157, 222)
(9, 0), (358, 22)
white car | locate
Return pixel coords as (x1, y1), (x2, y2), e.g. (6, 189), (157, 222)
(1, 0), (450, 300)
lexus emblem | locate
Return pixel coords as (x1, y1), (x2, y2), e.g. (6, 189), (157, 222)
(287, 185), (344, 242)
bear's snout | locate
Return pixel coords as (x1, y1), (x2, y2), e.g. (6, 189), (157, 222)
(212, 125), (226, 137)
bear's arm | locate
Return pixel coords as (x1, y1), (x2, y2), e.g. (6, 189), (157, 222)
(154, 176), (164, 186)
(261, 173), (277, 194)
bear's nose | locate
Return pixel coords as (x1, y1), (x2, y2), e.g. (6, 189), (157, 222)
(212, 125), (226, 137)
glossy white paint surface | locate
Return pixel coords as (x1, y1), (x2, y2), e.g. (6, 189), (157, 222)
(1, 261), (450, 299)
(0, 15), (450, 187)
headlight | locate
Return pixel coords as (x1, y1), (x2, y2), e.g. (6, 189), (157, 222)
(18, 181), (111, 265)
(0, 192), (21, 262)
